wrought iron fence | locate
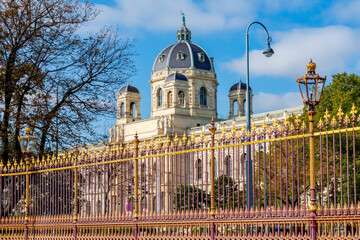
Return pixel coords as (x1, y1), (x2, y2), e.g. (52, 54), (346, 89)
(1, 106), (360, 239)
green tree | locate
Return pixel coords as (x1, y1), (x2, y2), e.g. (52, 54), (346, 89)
(174, 175), (243, 211)
(0, 0), (135, 163)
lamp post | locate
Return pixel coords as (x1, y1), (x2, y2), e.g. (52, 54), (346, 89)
(296, 59), (326, 240)
(245, 21), (274, 210)
(18, 125), (38, 240)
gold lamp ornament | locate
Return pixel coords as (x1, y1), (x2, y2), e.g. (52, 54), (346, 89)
(296, 59), (326, 110)
(18, 125), (38, 153)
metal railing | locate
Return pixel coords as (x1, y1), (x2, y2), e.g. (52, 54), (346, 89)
(1, 107), (360, 239)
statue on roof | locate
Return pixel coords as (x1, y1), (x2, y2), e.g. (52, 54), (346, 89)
(181, 11), (186, 26)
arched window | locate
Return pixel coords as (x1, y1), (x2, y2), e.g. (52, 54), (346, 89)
(157, 88), (163, 107)
(167, 91), (173, 107)
(130, 102), (136, 118)
(121, 103), (124, 118)
(233, 100), (238, 116)
(178, 91), (185, 106)
(200, 87), (207, 106)
(197, 159), (203, 180)
(224, 155), (232, 177)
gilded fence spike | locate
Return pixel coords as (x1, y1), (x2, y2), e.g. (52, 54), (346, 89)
(350, 103), (357, 119)
(231, 124), (236, 135)
(170, 141), (174, 148)
(301, 121), (307, 131)
(196, 137), (200, 145)
(200, 129), (204, 139)
(52, 154), (56, 164)
(191, 131), (195, 141)
(272, 117), (278, 128)
(337, 106), (344, 121)
(187, 139), (191, 146)
(324, 108), (330, 123)
(278, 124), (283, 132)
(221, 126), (226, 137)
(251, 121), (257, 132)
(0, 159), (4, 169)
(331, 116), (337, 127)
(236, 131), (240, 138)
(317, 118), (324, 129)
(106, 145), (110, 153)
(284, 115), (289, 127)
(241, 123), (246, 133)
(344, 114), (350, 125)
(217, 134), (221, 142)
(226, 133), (231, 141)
(290, 123), (295, 131)
(295, 115), (300, 126)
(205, 136), (209, 144)
(262, 119), (267, 130)
(174, 133), (179, 143)
(182, 132), (187, 142)
(178, 140), (182, 146)
(142, 140), (147, 148)
(126, 143), (130, 150)
(158, 137), (163, 146)
(166, 135), (171, 145)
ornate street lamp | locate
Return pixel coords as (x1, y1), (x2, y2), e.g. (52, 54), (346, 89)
(245, 21), (274, 210)
(296, 59), (326, 111)
(18, 125), (38, 154)
(296, 59), (326, 240)
(18, 125), (37, 240)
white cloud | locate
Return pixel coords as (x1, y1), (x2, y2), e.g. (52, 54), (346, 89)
(327, 0), (360, 24)
(222, 26), (360, 78)
(254, 91), (302, 113)
(81, 0), (255, 33)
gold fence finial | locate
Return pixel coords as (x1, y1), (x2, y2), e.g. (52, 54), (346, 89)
(262, 119), (267, 130)
(231, 124), (236, 135)
(324, 108), (330, 123)
(182, 132), (187, 142)
(166, 135), (171, 145)
(221, 126), (226, 137)
(191, 131), (195, 141)
(174, 133), (179, 144)
(337, 106), (344, 121)
(350, 103), (357, 119)
(272, 117), (278, 128)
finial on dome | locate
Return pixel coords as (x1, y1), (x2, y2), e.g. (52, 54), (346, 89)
(181, 11), (186, 26)
(306, 58), (316, 73)
(177, 12), (191, 42)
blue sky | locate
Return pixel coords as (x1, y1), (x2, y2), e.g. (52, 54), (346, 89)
(83, 0), (360, 133)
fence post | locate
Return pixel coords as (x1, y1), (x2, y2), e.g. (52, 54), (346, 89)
(73, 145), (79, 240)
(308, 107), (317, 240)
(133, 133), (140, 240)
(24, 154), (31, 240)
(209, 119), (217, 240)
(0, 160), (3, 220)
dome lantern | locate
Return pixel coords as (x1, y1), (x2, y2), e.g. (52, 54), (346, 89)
(177, 12), (191, 42)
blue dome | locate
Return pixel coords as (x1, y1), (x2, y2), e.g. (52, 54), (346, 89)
(118, 84), (139, 94)
(152, 23), (213, 73)
(230, 82), (250, 91)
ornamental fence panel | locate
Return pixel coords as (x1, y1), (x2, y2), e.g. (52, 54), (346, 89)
(1, 107), (360, 239)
